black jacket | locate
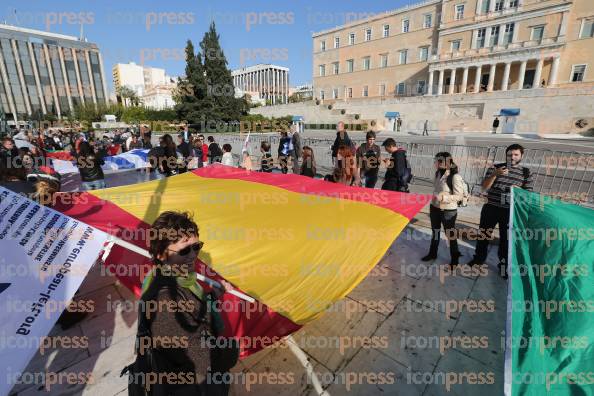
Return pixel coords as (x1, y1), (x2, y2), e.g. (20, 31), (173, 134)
(382, 149), (410, 192)
(208, 143), (223, 163)
(76, 154), (105, 182)
(331, 131), (353, 158)
(177, 142), (191, 159)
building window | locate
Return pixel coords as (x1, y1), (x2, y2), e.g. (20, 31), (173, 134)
(332, 88), (339, 99)
(363, 85), (369, 97)
(477, 28), (486, 48)
(399, 50), (408, 65)
(419, 46), (429, 62)
(363, 57), (371, 70)
(348, 87), (353, 98)
(380, 84), (386, 96)
(490, 26), (500, 46)
(321, 40), (326, 52)
(320, 90), (325, 100)
(380, 54), (388, 68)
(417, 80), (426, 94)
(333, 62), (339, 75)
(397, 82), (406, 95)
(495, 0), (505, 11)
(580, 19), (594, 38)
(451, 40), (461, 51)
(349, 33), (355, 45)
(455, 4), (465, 20)
(402, 19), (410, 33)
(481, 0), (490, 14)
(531, 25), (545, 41)
(319, 65), (326, 77)
(424, 14), (432, 28)
(347, 59), (354, 72)
(509, 0), (518, 7)
(383, 25), (390, 38)
(365, 28), (372, 41)
(503, 23), (515, 44)
(334, 37), (340, 48)
(571, 65), (586, 82)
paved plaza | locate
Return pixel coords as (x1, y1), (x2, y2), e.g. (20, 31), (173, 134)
(11, 223), (504, 396)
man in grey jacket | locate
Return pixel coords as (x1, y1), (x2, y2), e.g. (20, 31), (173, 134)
(290, 126), (302, 174)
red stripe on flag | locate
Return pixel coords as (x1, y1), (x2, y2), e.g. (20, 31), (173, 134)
(192, 164), (431, 220)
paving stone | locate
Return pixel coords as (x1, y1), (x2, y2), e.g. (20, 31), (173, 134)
(230, 343), (332, 396)
(325, 347), (427, 396)
(346, 265), (416, 316)
(291, 300), (387, 373)
(374, 300), (457, 372)
(450, 267), (507, 371)
(422, 348), (503, 396)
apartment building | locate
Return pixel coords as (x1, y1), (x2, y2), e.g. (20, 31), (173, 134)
(112, 62), (176, 109)
(0, 24), (108, 122)
(312, 0), (593, 101)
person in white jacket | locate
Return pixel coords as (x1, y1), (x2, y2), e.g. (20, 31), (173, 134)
(221, 144), (234, 166)
(422, 152), (464, 267)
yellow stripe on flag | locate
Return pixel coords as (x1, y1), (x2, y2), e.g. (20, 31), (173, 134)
(90, 173), (409, 324)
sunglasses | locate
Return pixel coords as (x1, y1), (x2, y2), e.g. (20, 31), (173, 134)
(168, 241), (204, 256)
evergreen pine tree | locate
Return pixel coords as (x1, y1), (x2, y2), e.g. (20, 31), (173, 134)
(175, 40), (207, 124)
(200, 22), (242, 123)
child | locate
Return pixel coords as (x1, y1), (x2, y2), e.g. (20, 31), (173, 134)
(300, 146), (316, 178)
(260, 141), (273, 172)
(221, 144), (234, 166)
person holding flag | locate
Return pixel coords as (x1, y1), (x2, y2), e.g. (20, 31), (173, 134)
(126, 211), (239, 395)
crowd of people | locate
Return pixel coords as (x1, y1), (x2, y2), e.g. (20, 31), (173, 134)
(1, 122), (538, 395)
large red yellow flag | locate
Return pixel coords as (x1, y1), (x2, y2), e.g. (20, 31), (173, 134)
(54, 165), (430, 356)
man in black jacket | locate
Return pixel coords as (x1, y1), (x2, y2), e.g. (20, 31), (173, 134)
(176, 134), (191, 160)
(207, 136), (223, 163)
(381, 138), (410, 193)
(331, 121), (353, 165)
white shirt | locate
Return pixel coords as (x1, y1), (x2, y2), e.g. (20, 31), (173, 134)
(221, 152), (234, 166)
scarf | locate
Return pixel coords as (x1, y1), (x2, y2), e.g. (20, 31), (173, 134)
(141, 266), (225, 335)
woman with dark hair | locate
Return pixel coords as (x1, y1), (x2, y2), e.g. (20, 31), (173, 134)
(332, 144), (360, 186)
(127, 211), (238, 395)
(300, 146), (316, 178)
(422, 152), (464, 267)
(159, 133), (181, 177)
(76, 141), (105, 191)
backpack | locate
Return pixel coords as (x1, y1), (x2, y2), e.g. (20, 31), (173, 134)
(401, 155), (413, 185)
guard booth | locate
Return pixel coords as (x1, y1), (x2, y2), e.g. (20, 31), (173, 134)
(292, 115), (305, 134)
(385, 112), (400, 132)
(499, 108), (520, 134)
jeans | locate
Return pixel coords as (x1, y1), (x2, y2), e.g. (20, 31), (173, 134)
(473, 204), (510, 264)
(362, 172), (378, 189)
(278, 155), (289, 174)
(428, 205), (459, 259)
(81, 180), (106, 191)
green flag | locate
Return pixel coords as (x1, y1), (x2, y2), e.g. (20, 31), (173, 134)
(506, 187), (594, 395)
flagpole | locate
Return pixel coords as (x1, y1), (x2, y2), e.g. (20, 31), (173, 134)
(104, 235), (255, 303)
(503, 187), (515, 396)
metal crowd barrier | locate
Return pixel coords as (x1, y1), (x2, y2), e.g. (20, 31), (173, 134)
(211, 134), (594, 208)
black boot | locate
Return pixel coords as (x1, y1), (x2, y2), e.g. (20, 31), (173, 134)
(421, 253), (437, 261)
(467, 257), (483, 267)
(450, 252), (462, 269)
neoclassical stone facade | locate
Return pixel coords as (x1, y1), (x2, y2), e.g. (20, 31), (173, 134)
(312, 0), (593, 101)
